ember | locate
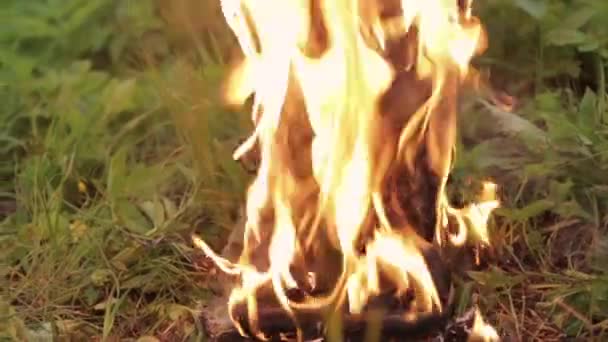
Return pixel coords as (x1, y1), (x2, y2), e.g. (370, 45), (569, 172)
(194, 0), (500, 340)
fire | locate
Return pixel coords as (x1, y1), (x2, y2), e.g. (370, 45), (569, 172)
(469, 308), (500, 342)
(194, 0), (498, 338)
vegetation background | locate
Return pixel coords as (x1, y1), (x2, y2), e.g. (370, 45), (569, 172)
(1, 0), (607, 340)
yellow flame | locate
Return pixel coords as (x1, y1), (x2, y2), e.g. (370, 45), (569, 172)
(469, 308), (500, 342)
(446, 181), (499, 247)
(194, 0), (495, 336)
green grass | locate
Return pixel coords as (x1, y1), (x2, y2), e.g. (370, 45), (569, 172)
(0, 0), (248, 339)
(1, 0), (608, 340)
(450, 1), (608, 340)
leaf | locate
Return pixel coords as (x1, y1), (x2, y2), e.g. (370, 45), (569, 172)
(69, 220), (88, 242)
(84, 287), (100, 306)
(468, 267), (525, 289)
(162, 197), (178, 219)
(103, 78), (137, 116)
(62, 0), (111, 35)
(125, 163), (176, 199)
(564, 316), (585, 337)
(165, 304), (192, 321)
(94, 297), (118, 311)
(114, 200), (153, 234)
(121, 274), (153, 290)
(523, 163), (554, 179)
(498, 199), (555, 221)
(577, 40), (600, 52)
(563, 7), (596, 30)
(513, 0), (548, 19)
(90, 269), (113, 287)
(110, 246), (141, 271)
(107, 148), (128, 200)
(578, 88), (597, 130)
(136, 337), (160, 342)
(590, 277), (608, 303)
(528, 228), (545, 255)
(546, 29), (587, 46)
(138, 199), (164, 228)
(548, 179), (574, 203)
(3, 17), (58, 40)
(555, 201), (591, 220)
(535, 91), (563, 112)
(102, 293), (127, 340)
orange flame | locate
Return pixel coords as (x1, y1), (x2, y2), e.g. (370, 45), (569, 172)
(195, 0), (497, 337)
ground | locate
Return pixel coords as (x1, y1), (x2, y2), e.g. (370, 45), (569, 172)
(1, 1), (608, 341)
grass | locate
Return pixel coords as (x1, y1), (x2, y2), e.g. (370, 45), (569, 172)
(1, 0), (248, 340)
(448, 2), (608, 340)
(1, 0), (608, 340)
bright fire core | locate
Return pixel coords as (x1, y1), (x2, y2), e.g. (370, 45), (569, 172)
(194, 0), (500, 339)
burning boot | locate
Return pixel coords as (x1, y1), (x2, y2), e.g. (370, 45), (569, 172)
(195, 0), (500, 340)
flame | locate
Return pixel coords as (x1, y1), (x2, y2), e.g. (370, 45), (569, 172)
(468, 308), (500, 342)
(195, 0), (497, 337)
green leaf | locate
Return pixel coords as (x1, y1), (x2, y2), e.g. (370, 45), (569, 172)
(114, 200), (153, 234)
(590, 277), (608, 303)
(102, 294), (126, 340)
(523, 163), (554, 179)
(90, 269), (113, 287)
(513, 0), (548, 19)
(3, 17), (58, 40)
(62, 0), (110, 34)
(546, 29), (587, 46)
(125, 163), (175, 199)
(526, 228), (544, 255)
(162, 197), (178, 219)
(107, 148), (128, 200)
(555, 201), (591, 220)
(578, 88), (597, 129)
(165, 304), (192, 321)
(498, 199), (555, 221)
(549, 179), (574, 203)
(577, 40), (600, 52)
(83, 287), (100, 306)
(110, 246), (142, 271)
(563, 7), (596, 30)
(564, 317), (585, 336)
(121, 274), (154, 290)
(103, 78), (137, 116)
(535, 91), (563, 112)
(468, 267), (525, 289)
